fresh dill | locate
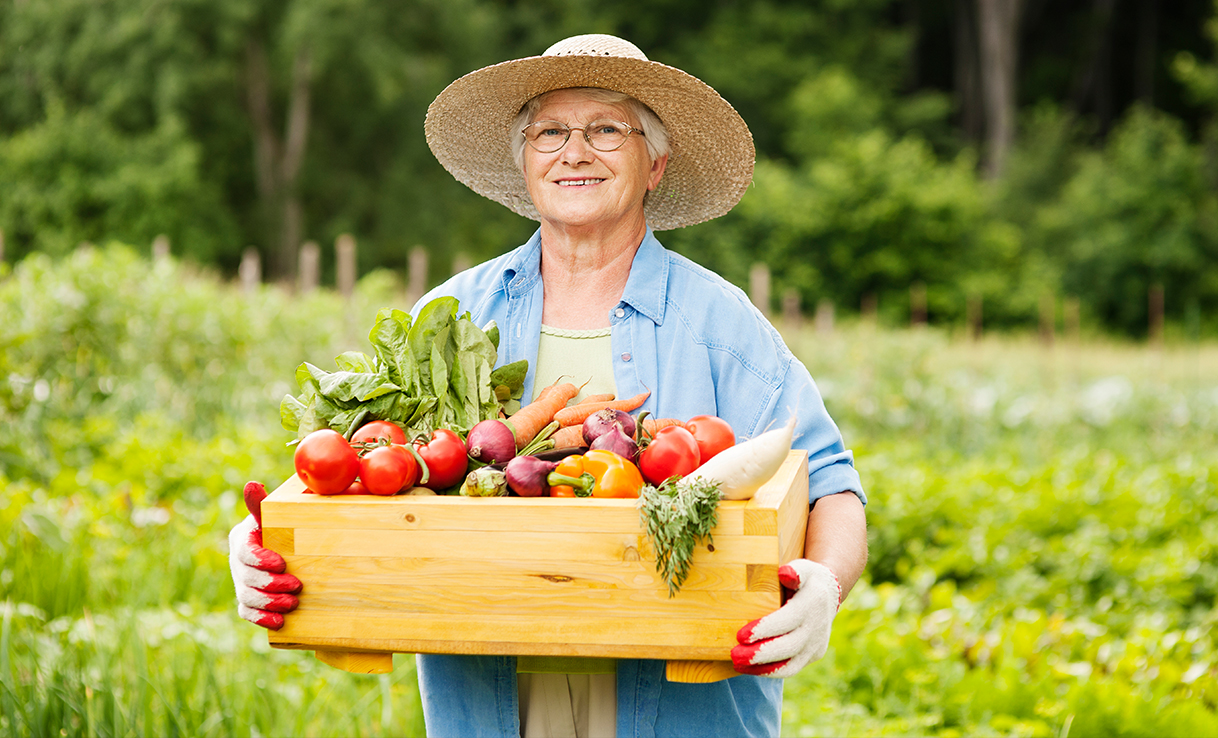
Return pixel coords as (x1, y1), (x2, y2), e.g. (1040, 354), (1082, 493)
(637, 477), (723, 597)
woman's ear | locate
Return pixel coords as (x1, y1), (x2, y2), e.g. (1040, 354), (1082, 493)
(647, 154), (669, 191)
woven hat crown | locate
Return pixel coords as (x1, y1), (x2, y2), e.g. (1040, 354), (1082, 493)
(424, 34), (754, 231)
(543, 34), (647, 59)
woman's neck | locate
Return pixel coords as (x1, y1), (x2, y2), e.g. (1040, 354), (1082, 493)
(538, 219), (646, 330)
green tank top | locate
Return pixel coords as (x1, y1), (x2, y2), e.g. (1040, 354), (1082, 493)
(531, 324), (617, 402)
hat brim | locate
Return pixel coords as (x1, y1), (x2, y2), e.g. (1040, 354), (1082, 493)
(425, 54), (755, 231)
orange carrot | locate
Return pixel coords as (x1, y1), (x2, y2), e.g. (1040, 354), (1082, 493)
(554, 391), (651, 427)
(642, 417), (687, 435)
(576, 393), (616, 405)
(551, 425), (586, 449)
(509, 382), (580, 450)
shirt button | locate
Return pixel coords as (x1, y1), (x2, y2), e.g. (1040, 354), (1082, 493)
(621, 353), (632, 362)
(614, 308), (626, 318)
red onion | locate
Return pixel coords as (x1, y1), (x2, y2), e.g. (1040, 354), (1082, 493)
(466, 419), (516, 463)
(504, 455), (558, 497)
(582, 408), (636, 445)
(589, 423), (638, 462)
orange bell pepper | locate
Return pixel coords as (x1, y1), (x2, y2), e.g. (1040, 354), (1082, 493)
(546, 450), (644, 498)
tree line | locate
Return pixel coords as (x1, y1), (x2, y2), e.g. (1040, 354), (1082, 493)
(1, 0), (1217, 336)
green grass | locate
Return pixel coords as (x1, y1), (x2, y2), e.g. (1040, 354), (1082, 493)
(2, 247), (1215, 736)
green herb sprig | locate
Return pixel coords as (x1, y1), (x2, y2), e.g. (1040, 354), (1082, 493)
(638, 477), (723, 597)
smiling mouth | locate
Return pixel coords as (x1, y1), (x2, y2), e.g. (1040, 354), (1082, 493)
(556, 179), (606, 186)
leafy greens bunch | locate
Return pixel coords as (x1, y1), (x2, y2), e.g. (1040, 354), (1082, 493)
(281, 296), (527, 440)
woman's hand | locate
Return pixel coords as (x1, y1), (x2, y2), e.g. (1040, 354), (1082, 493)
(228, 481), (302, 630)
(730, 559), (840, 677)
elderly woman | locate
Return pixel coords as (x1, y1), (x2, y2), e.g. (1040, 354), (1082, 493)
(230, 34), (867, 738)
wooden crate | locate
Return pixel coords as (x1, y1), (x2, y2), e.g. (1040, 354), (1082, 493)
(261, 450), (809, 682)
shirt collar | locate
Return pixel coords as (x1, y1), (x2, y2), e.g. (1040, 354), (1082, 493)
(500, 226), (668, 325)
(619, 228), (668, 325)
(501, 229), (543, 297)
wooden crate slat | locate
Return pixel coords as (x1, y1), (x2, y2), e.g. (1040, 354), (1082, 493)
(271, 611), (745, 656)
(264, 476), (749, 535)
(291, 528), (780, 565)
(293, 580), (778, 621)
(284, 555), (759, 593)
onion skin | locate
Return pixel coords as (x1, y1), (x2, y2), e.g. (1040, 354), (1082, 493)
(466, 419), (517, 464)
(582, 408), (636, 445)
(504, 455), (558, 497)
(589, 423), (639, 462)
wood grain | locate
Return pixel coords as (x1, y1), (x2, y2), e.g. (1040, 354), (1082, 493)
(259, 451), (811, 665)
(665, 660), (740, 683)
(314, 650), (392, 674)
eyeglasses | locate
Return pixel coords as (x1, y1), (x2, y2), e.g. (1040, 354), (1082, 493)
(521, 118), (644, 153)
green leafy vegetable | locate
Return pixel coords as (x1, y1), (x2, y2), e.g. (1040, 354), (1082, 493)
(280, 297), (527, 440)
(638, 477), (724, 597)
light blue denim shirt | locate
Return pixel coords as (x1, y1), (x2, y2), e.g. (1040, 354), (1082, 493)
(411, 228), (865, 738)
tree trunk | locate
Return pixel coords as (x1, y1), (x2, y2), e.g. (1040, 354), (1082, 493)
(1135, 0), (1158, 104)
(955, 0), (984, 144)
(244, 39), (313, 282)
(976, 0), (1022, 179)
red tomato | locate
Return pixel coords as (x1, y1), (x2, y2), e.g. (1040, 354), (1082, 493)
(294, 429), (360, 495)
(638, 426), (701, 485)
(359, 444), (419, 496)
(351, 420), (407, 446)
(685, 415), (735, 463)
(415, 428), (468, 490)
(340, 479), (371, 495)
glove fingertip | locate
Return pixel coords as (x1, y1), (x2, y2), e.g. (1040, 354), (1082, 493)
(732, 658), (789, 677)
(736, 618), (762, 645)
(244, 481), (267, 525)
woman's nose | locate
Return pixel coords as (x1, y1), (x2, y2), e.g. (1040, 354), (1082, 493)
(559, 129), (595, 163)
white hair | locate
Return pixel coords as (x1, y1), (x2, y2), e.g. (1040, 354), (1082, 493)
(510, 88), (671, 171)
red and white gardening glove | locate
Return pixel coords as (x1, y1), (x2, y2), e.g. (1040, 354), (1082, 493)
(731, 559), (841, 678)
(228, 481), (302, 630)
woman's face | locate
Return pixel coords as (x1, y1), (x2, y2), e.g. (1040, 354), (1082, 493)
(521, 90), (667, 236)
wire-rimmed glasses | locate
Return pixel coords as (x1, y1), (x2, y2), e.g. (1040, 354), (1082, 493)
(521, 118), (644, 153)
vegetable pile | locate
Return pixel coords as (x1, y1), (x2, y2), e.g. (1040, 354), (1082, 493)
(278, 297), (796, 591)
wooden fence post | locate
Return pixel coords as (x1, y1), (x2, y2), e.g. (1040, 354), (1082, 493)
(336, 234), (356, 300)
(749, 263), (771, 318)
(240, 248), (261, 295)
(0, 228), (5, 264)
(861, 293), (878, 325)
(152, 234), (170, 262)
(407, 246), (429, 308)
(1149, 283), (1164, 346)
(1039, 292), (1055, 347)
(781, 288), (802, 333)
(298, 240), (320, 294)
(452, 252), (472, 276)
(1064, 297), (1080, 343)
(910, 282), (927, 327)
(966, 294), (983, 341)
(815, 298), (835, 335)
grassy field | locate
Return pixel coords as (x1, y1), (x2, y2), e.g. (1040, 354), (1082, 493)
(2, 246), (1215, 737)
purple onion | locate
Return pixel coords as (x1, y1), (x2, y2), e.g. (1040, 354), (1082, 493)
(504, 455), (558, 497)
(582, 408), (637, 445)
(589, 423), (638, 462)
(466, 419), (516, 463)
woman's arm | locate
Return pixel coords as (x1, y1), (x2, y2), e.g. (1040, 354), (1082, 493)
(804, 491), (868, 602)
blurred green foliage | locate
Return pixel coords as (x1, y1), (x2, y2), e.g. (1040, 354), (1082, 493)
(3, 0), (1217, 336)
(2, 251), (1215, 736)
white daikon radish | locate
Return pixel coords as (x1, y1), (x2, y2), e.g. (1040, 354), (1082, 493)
(685, 416), (795, 500)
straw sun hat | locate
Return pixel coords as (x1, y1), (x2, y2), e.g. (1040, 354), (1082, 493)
(424, 34), (755, 231)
